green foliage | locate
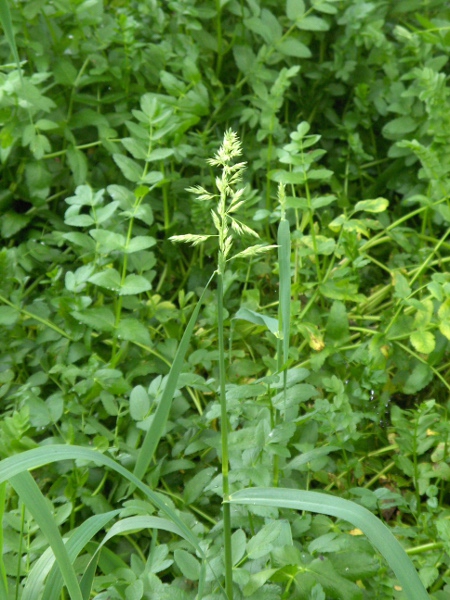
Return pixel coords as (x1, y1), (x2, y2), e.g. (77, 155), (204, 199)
(3, 0), (450, 598)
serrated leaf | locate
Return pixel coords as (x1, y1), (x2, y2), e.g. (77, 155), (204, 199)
(410, 331), (435, 354)
(120, 137), (147, 160)
(439, 321), (450, 340)
(113, 154), (143, 183)
(354, 198), (389, 213)
(174, 549), (200, 581)
(392, 272), (411, 299)
(1, 212), (31, 238)
(89, 230), (125, 252)
(71, 308), (115, 332)
(233, 45), (256, 74)
(326, 301), (349, 342)
(116, 318), (152, 346)
(402, 363), (433, 395)
(247, 521), (283, 559)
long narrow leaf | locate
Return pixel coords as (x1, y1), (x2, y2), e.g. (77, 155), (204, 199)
(228, 487), (429, 600)
(278, 217), (291, 368)
(0, 482), (8, 598)
(80, 516), (189, 598)
(10, 472), (83, 600)
(132, 272), (215, 484)
(0, 447), (200, 555)
(0, 0), (21, 70)
(0, 445), (226, 599)
(40, 511), (120, 600)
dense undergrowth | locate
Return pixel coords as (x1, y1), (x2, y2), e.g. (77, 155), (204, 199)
(2, 0), (450, 598)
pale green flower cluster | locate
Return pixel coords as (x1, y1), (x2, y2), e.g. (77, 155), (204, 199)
(170, 130), (275, 273)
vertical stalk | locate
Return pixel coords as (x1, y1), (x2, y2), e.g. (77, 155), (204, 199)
(217, 262), (233, 599)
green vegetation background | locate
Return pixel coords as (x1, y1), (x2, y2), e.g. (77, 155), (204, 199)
(2, 0), (450, 598)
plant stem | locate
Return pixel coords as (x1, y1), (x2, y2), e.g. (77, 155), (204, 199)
(217, 265), (233, 598)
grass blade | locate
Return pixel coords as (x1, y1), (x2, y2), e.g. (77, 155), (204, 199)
(0, 446), (200, 554)
(277, 215), (291, 411)
(132, 272), (214, 484)
(0, 0), (21, 70)
(0, 482), (8, 598)
(10, 472), (83, 600)
(278, 217), (291, 371)
(228, 487), (429, 600)
(39, 511), (120, 600)
(80, 516), (190, 598)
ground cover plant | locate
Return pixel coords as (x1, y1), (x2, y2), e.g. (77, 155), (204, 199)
(2, 0), (450, 598)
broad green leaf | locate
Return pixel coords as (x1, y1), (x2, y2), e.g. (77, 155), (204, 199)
(0, 306), (19, 325)
(312, 0), (338, 14)
(286, 0), (305, 20)
(184, 467), (216, 505)
(231, 530), (247, 565)
(88, 269), (122, 291)
(1, 212), (30, 237)
(64, 213), (95, 227)
(300, 235), (335, 255)
(174, 549), (201, 581)
(119, 274), (152, 295)
(67, 146), (88, 185)
(228, 488), (429, 600)
(89, 229), (126, 252)
(287, 446), (340, 471)
(326, 301), (349, 342)
(133, 204), (154, 226)
(402, 362), (433, 395)
(146, 148), (174, 162)
(354, 198), (389, 213)
(30, 133), (51, 159)
(142, 171), (164, 185)
(71, 308), (115, 332)
(296, 15), (329, 31)
(121, 137), (148, 160)
(129, 385), (151, 421)
(247, 521), (283, 559)
(382, 116), (417, 138)
(125, 236), (156, 253)
(268, 169), (307, 184)
(392, 272), (411, 299)
(113, 154), (143, 183)
(233, 45), (256, 74)
(117, 318), (152, 346)
(234, 307), (279, 335)
(277, 37), (312, 58)
(95, 201), (120, 224)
